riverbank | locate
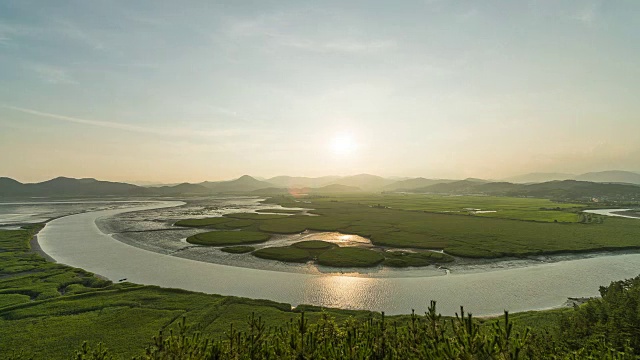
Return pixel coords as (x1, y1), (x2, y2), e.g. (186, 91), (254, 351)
(0, 225), (377, 358)
(35, 201), (640, 316)
(4, 225), (638, 358)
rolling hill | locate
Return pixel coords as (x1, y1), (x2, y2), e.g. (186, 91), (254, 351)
(325, 174), (395, 191)
(0, 177), (150, 197)
(265, 176), (340, 188)
(504, 170), (640, 185)
(199, 175), (274, 193)
(382, 177), (456, 191)
(152, 183), (211, 195)
(575, 171), (640, 184)
(409, 179), (640, 201)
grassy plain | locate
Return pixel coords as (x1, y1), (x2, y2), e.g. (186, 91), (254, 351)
(287, 194), (586, 223)
(252, 246), (311, 262)
(292, 240), (337, 250)
(0, 227), (375, 359)
(255, 208), (302, 214)
(220, 245), (255, 253)
(176, 194), (640, 258)
(252, 240), (338, 263)
(258, 194), (640, 258)
(186, 231), (270, 246)
(317, 247), (385, 267)
(251, 240), (454, 268)
(383, 250), (455, 267)
(1, 224), (636, 358)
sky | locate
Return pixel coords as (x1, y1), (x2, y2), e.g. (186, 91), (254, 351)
(1, 0), (639, 183)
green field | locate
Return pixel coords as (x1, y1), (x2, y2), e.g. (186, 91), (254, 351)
(220, 245), (255, 253)
(252, 241), (338, 263)
(1, 225), (639, 358)
(176, 194), (640, 259)
(292, 240), (337, 250)
(277, 194), (586, 223)
(0, 227), (374, 359)
(317, 247), (385, 267)
(255, 208), (302, 214)
(251, 240), (454, 268)
(186, 231), (270, 246)
(383, 250), (455, 267)
(252, 246), (312, 262)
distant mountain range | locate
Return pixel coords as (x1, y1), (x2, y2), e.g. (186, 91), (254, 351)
(0, 177), (149, 197)
(199, 175), (273, 193)
(1, 170), (639, 199)
(503, 170), (640, 185)
(265, 176), (341, 189)
(408, 179), (640, 201)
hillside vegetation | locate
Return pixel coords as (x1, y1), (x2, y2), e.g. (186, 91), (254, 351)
(1, 226), (639, 358)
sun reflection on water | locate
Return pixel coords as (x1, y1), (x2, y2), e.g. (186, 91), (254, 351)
(303, 275), (390, 310)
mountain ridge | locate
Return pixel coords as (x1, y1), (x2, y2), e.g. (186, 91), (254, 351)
(2, 170), (640, 198)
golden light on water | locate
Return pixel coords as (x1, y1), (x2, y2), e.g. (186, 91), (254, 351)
(306, 275), (383, 310)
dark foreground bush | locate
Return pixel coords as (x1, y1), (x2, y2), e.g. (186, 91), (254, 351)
(71, 300), (636, 360)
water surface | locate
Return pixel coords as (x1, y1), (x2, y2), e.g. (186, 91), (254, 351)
(37, 201), (640, 316)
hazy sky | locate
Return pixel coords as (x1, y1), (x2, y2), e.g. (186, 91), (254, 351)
(1, 1), (638, 183)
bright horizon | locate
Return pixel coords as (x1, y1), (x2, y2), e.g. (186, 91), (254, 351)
(1, 1), (639, 183)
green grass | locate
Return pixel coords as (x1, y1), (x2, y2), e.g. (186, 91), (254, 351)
(258, 195), (640, 258)
(255, 209), (302, 214)
(383, 250), (454, 267)
(317, 247), (385, 267)
(291, 240), (337, 250)
(305, 194), (586, 223)
(218, 219), (255, 229)
(252, 246), (311, 262)
(0, 226), (378, 359)
(250, 241), (451, 268)
(1, 220), (636, 358)
(224, 213), (289, 220)
(505, 307), (572, 332)
(0, 293), (31, 308)
(251, 241), (339, 264)
(176, 194), (640, 260)
(186, 231), (270, 246)
(220, 246), (255, 254)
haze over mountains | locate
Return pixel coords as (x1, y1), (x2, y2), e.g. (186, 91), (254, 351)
(1, 170), (640, 201)
(503, 170), (640, 184)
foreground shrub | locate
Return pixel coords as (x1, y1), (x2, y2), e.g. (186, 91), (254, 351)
(73, 300), (637, 360)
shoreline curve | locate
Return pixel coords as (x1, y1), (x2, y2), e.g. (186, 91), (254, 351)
(36, 201), (640, 316)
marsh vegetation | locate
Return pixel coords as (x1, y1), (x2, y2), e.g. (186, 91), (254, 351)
(2, 211), (640, 358)
(174, 194), (640, 263)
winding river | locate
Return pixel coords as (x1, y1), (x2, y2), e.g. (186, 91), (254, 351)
(38, 201), (640, 316)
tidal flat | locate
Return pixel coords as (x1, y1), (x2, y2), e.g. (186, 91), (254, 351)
(33, 196), (640, 316)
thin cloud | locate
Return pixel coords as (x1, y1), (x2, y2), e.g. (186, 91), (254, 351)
(573, 2), (599, 25)
(27, 63), (78, 84)
(0, 21), (19, 43)
(53, 19), (107, 51)
(225, 12), (394, 54)
(278, 36), (394, 54)
(1, 105), (250, 138)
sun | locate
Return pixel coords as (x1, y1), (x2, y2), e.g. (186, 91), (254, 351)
(330, 134), (358, 156)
